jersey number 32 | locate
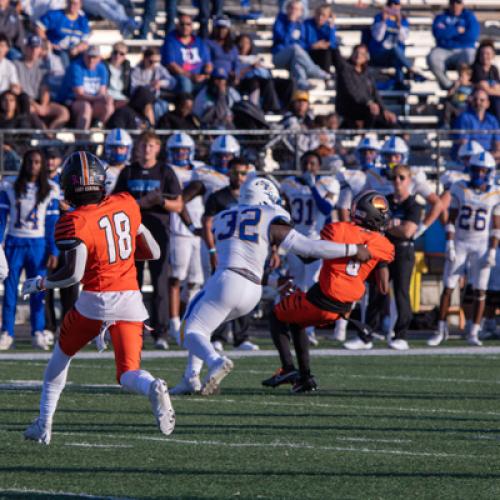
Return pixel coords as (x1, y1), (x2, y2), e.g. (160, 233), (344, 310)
(217, 208), (261, 243)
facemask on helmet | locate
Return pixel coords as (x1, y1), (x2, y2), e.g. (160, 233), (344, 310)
(468, 152), (496, 188)
(210, 135), (240, 174)
(104, 128), (133, 166)
(166, 133), (195, 167)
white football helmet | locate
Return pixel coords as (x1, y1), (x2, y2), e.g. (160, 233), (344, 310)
(166, 132), (195, 166)
(239, 176), (281, 207)
(356, 135), (380, 153)
(381, 136), (409, 166)
(210, 135), (241, 174)
(458, 140), (484, 160)
(469, 151), (496, 187)
(104, 128), (133, 165)
(356, 134), (380, 170)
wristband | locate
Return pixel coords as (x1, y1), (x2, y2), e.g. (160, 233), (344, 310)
(208, 248), (217, 254)
(445, 223), (455, 234)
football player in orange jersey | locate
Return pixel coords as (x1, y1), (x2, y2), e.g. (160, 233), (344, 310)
(264, 190), (395, 393)
(21, 151), (176, 444)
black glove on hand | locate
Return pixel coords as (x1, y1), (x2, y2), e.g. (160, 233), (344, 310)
(137, 190), (164, 210)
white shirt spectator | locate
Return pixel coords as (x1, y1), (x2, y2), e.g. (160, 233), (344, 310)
(0, 58), (20, 93)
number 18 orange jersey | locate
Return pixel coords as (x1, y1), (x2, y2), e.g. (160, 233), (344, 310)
(54, 192), (141, 292)
(318, 221), (395, 303)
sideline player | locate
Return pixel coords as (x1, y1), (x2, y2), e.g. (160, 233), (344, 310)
(22, 151), (175, 445)
(428, 152), (500, 347)
(170, 177), (371, 396)
(280, 150), (340, 346)
(265, 191), (395, 392)
(103, 128), (133, 195)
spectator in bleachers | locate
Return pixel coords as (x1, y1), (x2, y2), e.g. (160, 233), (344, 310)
(37, 0), (90, 69)
(58, 45), (114, 129)
(472, 39), (500, 121)
(303, 4), (337, 73)
(442, 63), (473, 127)
(107, 86), (155, 129)
(157, 92), (200, 130)
(161, 12), (212, 94)
(0, 90), (45, 129)
(332, 44), (397, 128)
(104, 42), (131, 105)
(139, 0), (176, 40)
(40, 39), (66, 101)
(193, 65), (241, 129)
(272, 0), (330, 91)
(368, 0), (423, 89)
(131, 47), (175, 121)
(427, 0), (479, 90)
(199, 0), (224, 39)
(15, 35), (70, 129)
(453, 88), (500, 160)
(207, 16), (240, 84)
(236, 33), (282, 112)
(0, 0), (25, 60)
(0, 33), (20, 94)
(81, 0), (138, 38)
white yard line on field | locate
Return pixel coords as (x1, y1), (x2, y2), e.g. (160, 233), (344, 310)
(2, 346), (500, 361)
(348, 374), (500, 385)
(0, 489), (131, 499)
(64, 442), (133, 449)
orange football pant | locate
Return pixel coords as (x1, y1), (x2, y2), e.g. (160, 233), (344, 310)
(59, 308), (144, 382)
(274, 290), (340, 328)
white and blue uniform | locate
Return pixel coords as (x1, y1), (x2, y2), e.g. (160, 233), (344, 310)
(280, 175), (339, 291)
(446, 181), (500, 290)
(0, 180), (60, 337)
(182, 203), (290, 340)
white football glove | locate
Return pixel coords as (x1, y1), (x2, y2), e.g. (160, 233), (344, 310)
(22, 276), (45, 299)
(445, 240), (456, 263)
(483, 248), (497, 268)
(413, 223), (428, 240)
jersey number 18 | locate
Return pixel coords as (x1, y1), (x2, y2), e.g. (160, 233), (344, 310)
(99, 212), (132, 264)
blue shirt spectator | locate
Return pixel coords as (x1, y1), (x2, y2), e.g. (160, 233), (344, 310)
(272, 11), (306, 54)
(207, 16), (240, 81)
(58, 54), (108, 103)
(427, 0), (480, 90)
(161, 13), (212, 94)
(453, 89), (500, 157)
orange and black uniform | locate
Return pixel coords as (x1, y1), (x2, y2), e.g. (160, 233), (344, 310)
(56, 193), (147, 382)
(275, 221), (395, 327)
(271, 221), (394, 379)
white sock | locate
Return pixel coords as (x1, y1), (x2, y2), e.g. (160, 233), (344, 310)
(184, 332), (221, 368)
(39, 343), (72, 426)
(336, 318), (347, 333)
(438, 320), (447, 334)
(169, 317), (180, 333)
(120, 370), (155, 396)
(184, 353), (203, 380)
(469, 323), (481, 338)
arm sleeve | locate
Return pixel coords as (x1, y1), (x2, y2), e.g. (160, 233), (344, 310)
(281, 228), (359, 259)
(44, 195), (60, 257)
(0, 190), (10, 243)
(136, 223), (161, 260)
(311, 186), (333, 216)
(44, 242), (88, 290)
(461, 12), (479, 46)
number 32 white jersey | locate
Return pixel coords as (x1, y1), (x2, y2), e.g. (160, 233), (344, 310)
(213, 203), (291, 281)
(450, 181), (500, 244)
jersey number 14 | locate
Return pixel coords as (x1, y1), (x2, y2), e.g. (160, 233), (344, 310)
(99, 212), (132, 264)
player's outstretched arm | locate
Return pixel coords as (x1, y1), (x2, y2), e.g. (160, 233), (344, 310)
(270, 223), (371, 262)
(136, 224), (161, 261)
(22, 241), (88, 296)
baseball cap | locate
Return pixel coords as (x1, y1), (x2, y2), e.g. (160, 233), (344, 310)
(214, 16), (231, 28)
(86, 45), (101, 57)
(292, 90), (309, 102)
(26, 34), (42, 48)
(212, 65), (229, 80)
(45, 147), (62, 159)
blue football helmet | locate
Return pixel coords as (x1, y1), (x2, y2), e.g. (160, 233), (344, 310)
(166, 132), (195, 167)
(469, 151), (496, 188)
(210, 134), (241, 174)
(104, 128), (133, 165)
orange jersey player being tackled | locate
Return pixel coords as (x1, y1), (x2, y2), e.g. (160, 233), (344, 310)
(22, 151), (175, 445)
(266, 191), (395, 393)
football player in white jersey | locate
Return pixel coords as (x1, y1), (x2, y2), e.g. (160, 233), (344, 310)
(280, 150), (339, 346)
(167, 132), (205, 348)
(170, 177), (371, 396)
(103, 128), (133, 195)
(0, 150), (60, 351)
(428, 152), (500, 347)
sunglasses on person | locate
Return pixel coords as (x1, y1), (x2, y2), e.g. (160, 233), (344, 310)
(394, 174), (408, 181)
(179, 22), (192, 26)
(113, 50), (127, 56)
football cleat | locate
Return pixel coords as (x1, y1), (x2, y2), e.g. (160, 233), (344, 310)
(235, 340), (260, 351)
(24, 417), (52, 445)
(0, 331), (14, 351)
(291, 375), (318, 394)
(427, 330), (447, 347)
(262, 368), (299, 388)
(154, 338), (169, 350)
(32, 331), (50, 351)
(343, 338), (373, 350)
(200, 357), (234, 396)
(212, 340), (224, 353)
(306, 329), (319, 347)
(149, 379), (175, 435)
(467, 335), (483, 347)
(43, 330), (55, 346)
(388, 338), (410, 350)
(169, 375), (202, 395)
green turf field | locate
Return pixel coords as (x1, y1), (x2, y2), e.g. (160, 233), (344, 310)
(0, 352), (500, 499)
